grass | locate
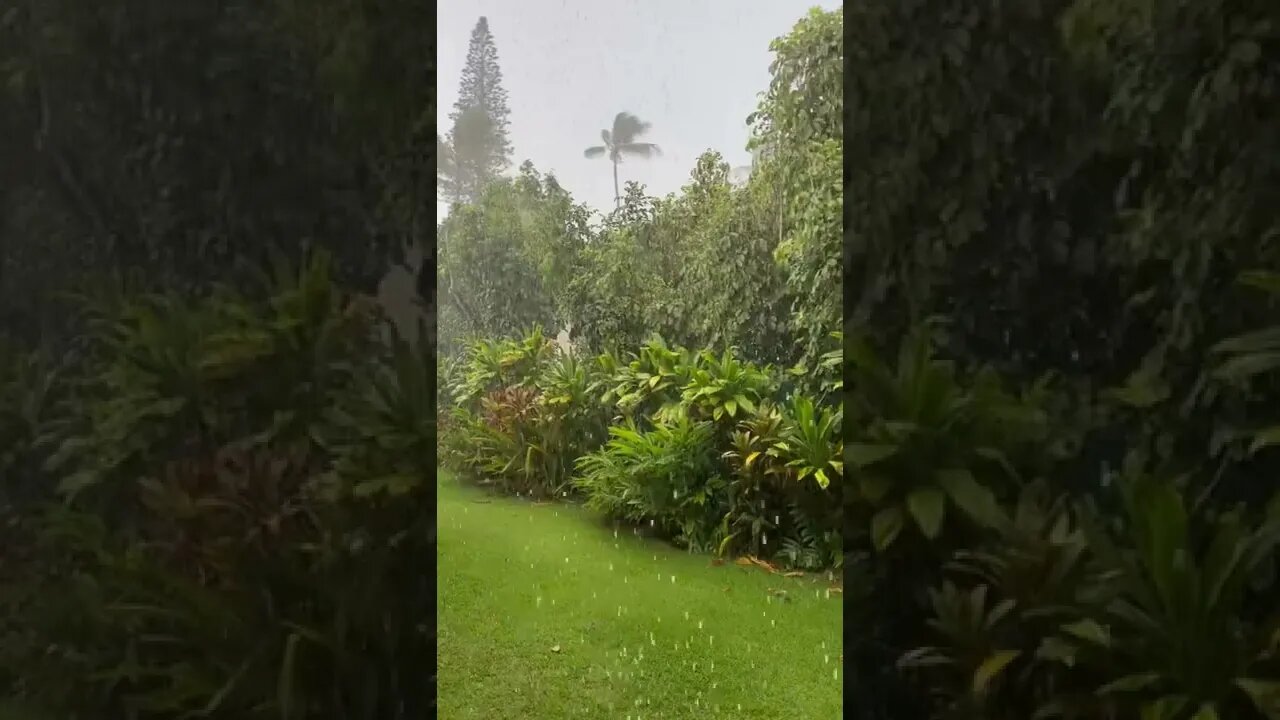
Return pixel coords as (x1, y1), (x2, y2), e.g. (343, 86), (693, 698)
(436, 469), (843, 719)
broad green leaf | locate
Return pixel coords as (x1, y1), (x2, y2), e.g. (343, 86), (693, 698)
(1035, 636), (1078, 667)
(936, 469), (1003, 527)
(1106, 369), (1170, 409)
(1097, 672), (1161, 694)
(871, 507), (904, 551)
(906, 487), (946, 539)
(1236, 678), (1280, 719)
(972, 650), (1020, 694)
(1251, 426), (1280, 455)
(1216, 351), (1280, 382)
(1239, 271), (1280, 295)
(848, 443), (898, 468)
(858, 473), (892, 503)
(1060, 618), (1110, 647)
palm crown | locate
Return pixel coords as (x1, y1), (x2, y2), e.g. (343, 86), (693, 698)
(584, 111), (661, 209)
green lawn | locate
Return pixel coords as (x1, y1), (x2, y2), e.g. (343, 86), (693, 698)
(436, 469), (843, 719)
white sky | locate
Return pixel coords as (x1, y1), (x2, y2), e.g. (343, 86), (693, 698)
(438, 0), (841, 222)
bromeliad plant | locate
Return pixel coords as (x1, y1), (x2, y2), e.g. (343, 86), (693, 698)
(1052, 475), (1280, 720)
(848, 326), (1047, 551)
(904, 475), (1280, 720)
(899, 481), (1112, 720)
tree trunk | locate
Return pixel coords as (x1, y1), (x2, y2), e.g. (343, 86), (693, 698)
(612, 160), (620, 209)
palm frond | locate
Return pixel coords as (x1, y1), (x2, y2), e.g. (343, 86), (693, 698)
(611, 112), (652, 144)
(601, 129), (612, 146)
(618, 142), (661, 159)
(583, 145), (607, 159)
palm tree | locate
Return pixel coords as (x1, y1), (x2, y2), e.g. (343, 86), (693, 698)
(583, 112), (661, 209)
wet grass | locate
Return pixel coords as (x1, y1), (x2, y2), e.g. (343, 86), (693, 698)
(436, 469), (843, 719)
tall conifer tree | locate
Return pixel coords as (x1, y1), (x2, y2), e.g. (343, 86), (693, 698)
(442, 17), (512, 204)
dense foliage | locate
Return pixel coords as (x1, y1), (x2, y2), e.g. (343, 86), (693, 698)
(0, 0), (435, 346)
(434, 7), (846, 580)
(440, 328), (844, 570)
(0, 253), (433, 718)
(849, 2), (1280, 719)
(437, 7), (844, 373)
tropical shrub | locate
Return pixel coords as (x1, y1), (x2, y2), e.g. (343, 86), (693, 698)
(849, 327), (1050, 552)
(440, 326), (844, 569)
(575, 417), (727, 551)
(0, 252), (434, 719)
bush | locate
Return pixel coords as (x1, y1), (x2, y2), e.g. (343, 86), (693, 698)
(440, 327), (844, 569)
(0, 251), (434, 719)
(575, 417), (726, 551)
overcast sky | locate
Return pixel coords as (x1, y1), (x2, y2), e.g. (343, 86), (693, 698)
(438, 0), (841, 222)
